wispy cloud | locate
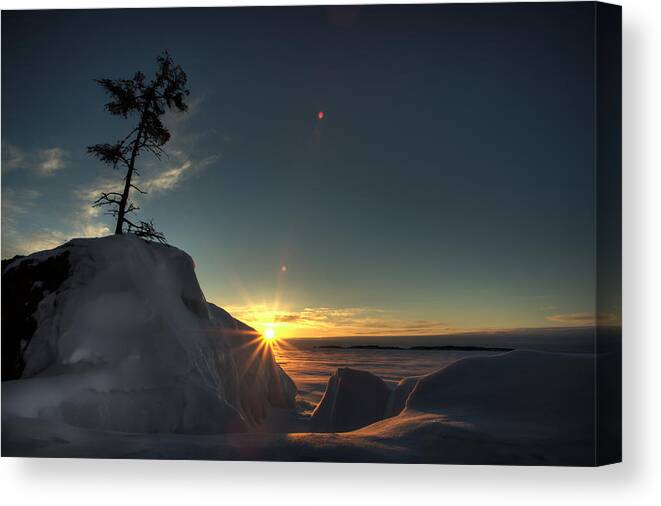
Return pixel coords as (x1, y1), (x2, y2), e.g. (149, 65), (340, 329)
(138, 96), (220, 194)
(223, 304), (450, 337)
(545, 312), (617, 325)
(1, 221), (111, 259)
(1, 143), (25, 173)
(2, 142), (68, 176)
(140, 152), (219, 194)
(2, 229), (69, 258)
(1, 188), (41, 222)
(1, 188), (58, 257)
(1, 186), (110, 258)
(37, 147), (67, 175)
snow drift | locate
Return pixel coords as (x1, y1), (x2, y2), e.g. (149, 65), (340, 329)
(350, 350), (602, 464)
(302, 350), (607, 464)
(1, 235), (296, 434)
(313, 351), (595, 440)
(403, 350), (594, 440)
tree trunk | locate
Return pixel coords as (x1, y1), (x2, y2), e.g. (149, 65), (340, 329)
(114, 111), (146, 235)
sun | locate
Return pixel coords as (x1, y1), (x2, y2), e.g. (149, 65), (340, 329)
(263, 327), (276, 341)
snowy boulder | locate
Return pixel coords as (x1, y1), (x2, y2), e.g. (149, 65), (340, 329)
(311, 367), (391, 432)
(1, 235), (296, 434)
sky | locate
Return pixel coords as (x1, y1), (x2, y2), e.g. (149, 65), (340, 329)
(1, 4), (619, 338)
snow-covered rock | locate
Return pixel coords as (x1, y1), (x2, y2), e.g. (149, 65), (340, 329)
(311, 367), (391, 432)
(1, 235), (296, 434)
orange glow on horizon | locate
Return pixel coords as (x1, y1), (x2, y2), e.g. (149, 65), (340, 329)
(212, 269), (615, 340)
(216, 300), (615, 340)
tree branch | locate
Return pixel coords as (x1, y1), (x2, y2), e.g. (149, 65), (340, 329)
(129, 183), (147, 194)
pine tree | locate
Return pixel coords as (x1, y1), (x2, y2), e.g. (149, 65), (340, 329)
(88, 52), (189, 242)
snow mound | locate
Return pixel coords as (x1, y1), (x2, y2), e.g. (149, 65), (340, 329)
(404, 350), (594, 440)
(1, 235), (296, 434)
(311, 367), (391, 432)
(301, 350), (602, 464)
(342, 350), (601, 464)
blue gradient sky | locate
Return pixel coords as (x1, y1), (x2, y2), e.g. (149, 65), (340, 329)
(1, 4), (613, 337)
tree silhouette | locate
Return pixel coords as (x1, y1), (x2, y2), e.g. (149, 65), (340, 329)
(88, 52), (189, 242)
